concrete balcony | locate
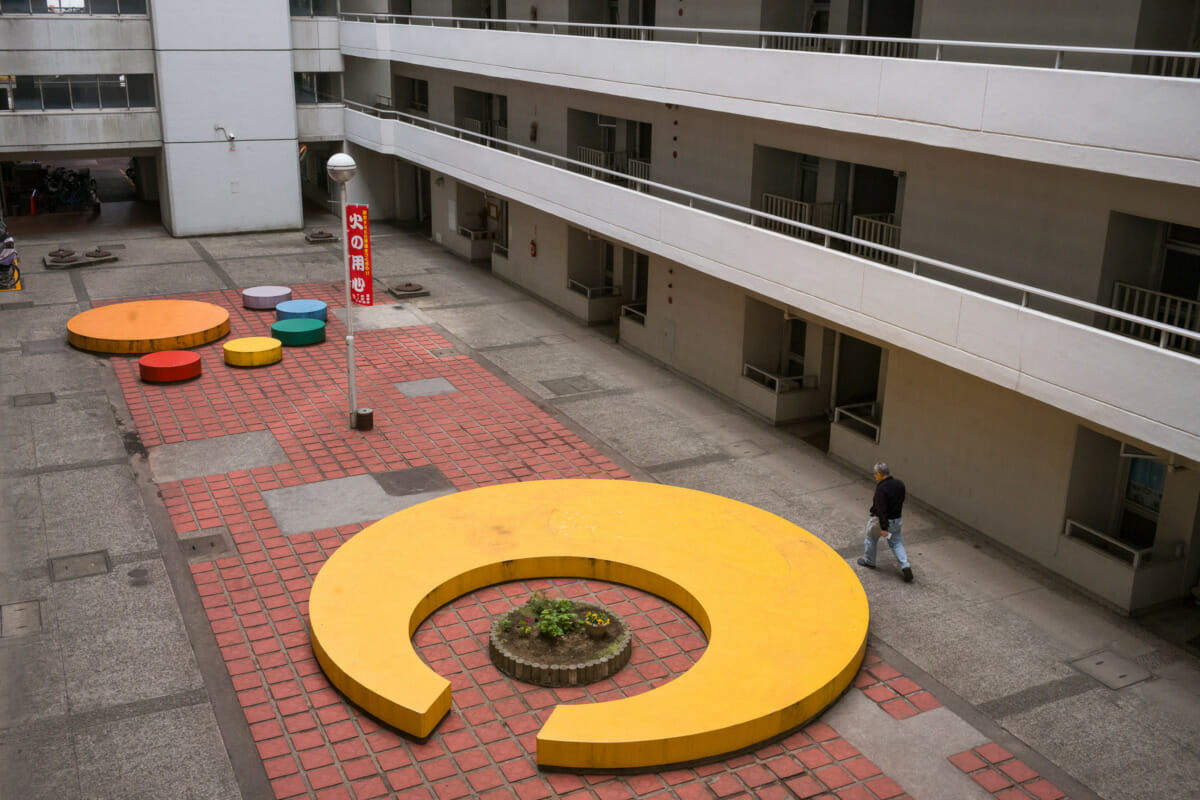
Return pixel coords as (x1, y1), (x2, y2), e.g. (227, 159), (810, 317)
(340, 20), (1200, 188)
(296, 102), (344, 141)
(344, 105), (1200, 460)
(0, 15), (153, 75)
(0, 108), (161, 156)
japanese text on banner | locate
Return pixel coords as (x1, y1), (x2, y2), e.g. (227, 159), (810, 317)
(346, 204), (373, 306)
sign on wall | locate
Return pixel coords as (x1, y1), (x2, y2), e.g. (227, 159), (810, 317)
(346, 204), (373, 306)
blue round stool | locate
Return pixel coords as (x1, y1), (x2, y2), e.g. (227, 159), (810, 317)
(275, 298), (328, 322)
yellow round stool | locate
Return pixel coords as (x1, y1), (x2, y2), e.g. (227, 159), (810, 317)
(223, 336), (283, 367)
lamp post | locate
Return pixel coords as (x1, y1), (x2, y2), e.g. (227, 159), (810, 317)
(326, 152), (359, 430)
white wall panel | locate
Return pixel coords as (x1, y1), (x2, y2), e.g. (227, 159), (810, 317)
(161, 141), (302, 237)
(151, 0), (292, 50)
(345, 110), (1200, 458)
(0, 110), (161, 154)
(0, 17), (152, 52)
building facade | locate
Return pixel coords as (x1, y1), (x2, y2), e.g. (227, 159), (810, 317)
(2, 0), (1199, 613)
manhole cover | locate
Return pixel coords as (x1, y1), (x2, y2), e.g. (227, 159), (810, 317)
(179, 529), (233, 562)
(541, 375), (599, 396)
(49, 550), (111, 582)
(1071, 650), (1151, 690)
(724, 440), (765, 458)
(1, 601), (42, 638)
(12, 392), (56, 407)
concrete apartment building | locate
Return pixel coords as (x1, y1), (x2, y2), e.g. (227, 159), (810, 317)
(2, 0), (1199, 616)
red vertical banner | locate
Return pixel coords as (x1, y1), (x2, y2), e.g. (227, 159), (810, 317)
(346, 204), (373, 306)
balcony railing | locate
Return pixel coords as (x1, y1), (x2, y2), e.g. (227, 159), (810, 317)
(342, 100), (1200, 356)
(1110, 282), (1200, 355)
(1063, 519), (1152, 568)
(754, 194), (845, 243)
(627, 158), (651, 190)
(567, 278), (621, 298)
(621, 302), (647, 325)
(742, 363), (804, 394)
(850, 213), (902, 267)
(341, 14), (1200, 79)
(0, 0), (147, 13)
(833, 401), (882, 442)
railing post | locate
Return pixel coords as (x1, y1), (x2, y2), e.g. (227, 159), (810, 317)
(695, 32), (702, 44)
(935, 43), (943, 60)
(1054, 50), (1063, 69)
(840, 39), (847, 54)
(1021, 291), (1028, 307)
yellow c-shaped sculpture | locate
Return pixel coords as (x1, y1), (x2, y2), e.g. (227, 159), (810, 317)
(308, 479), (868, 770)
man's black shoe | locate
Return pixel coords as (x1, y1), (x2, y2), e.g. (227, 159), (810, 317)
(902, 567), (914, 583)
(857, 558), (876, 569)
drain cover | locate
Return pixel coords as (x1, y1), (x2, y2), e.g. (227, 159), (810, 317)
(12, 392), (56, 407)
(49, 550), (111, 582)
(1, 601), (42, 638)
(541, 375), (599, 396)
(178, 529), (233, 562)
(1071, 650), (1151, 690)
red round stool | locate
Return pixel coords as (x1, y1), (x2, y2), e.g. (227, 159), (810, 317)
(138, 350), (202, 383)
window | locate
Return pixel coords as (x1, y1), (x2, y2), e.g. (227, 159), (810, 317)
(1118, 458), (1165, 549)
(410, 79), (429, 112)
(4, 74), (154, 110)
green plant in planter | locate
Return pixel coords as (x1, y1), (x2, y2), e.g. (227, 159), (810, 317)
(517, 591), (580, 640)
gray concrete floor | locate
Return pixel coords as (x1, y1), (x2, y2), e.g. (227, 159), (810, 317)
(2, 211), (1199, 800)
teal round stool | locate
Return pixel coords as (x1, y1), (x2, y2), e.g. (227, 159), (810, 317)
(271, 318), (326, 346)
(275, 298), (328, 321)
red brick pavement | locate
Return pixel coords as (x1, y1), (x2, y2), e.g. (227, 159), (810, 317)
(948, 744), (1071, 800)
(852, 651), (943, 720)
(112, 283), (924, 799)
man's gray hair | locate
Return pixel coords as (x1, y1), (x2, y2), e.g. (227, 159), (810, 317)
(873, 462), (890, 477)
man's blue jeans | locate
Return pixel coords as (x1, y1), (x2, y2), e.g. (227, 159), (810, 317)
(863, 516), (909, 569)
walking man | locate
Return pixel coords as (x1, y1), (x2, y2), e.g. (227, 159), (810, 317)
(857, 462), (913, 582)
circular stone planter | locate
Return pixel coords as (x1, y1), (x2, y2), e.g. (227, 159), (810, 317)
(489, 604), (633, 688)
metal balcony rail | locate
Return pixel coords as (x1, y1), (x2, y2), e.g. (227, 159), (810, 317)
(742, 363), (803, 394)
(833, 401), (881, 442)
(850, 213), (901, 268)
(621, 303), (647, 324)
(0, 0), (146, 14)
(342, 100), (1200, 354)
(4, 74), (156, 111)
(1062, 519), (1152, 568)
(295, 89), (343, 106)
(567, 278), (621, 299)
(754, 194), (845, 244)
(340, 13), (1200, 78)
(1110, 282), (1200, 356)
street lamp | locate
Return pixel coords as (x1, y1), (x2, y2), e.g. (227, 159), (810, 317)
(326, 152), (361, 430)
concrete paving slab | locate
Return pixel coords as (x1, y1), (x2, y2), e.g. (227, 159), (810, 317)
(394, 376), (458, 397)
(0, 350), (104, 397)
(912, 536), (1043, 604)
(30, 394), (125, 470)
(1113, 675), (1200, 757)
(54, 560), (202, 714)
(261, 473), (455, 535)
(555, 392), (723, 468)
(0, 473), (41, 521)
(220, 254), (344, 287)
(73, 703), (240, 800)
(16, 272), (78, 306)
(0, 516), (49, 575)
(39, 464), (156, 558)
(427, 303), (558, 348)
(0, 636), (69, 728)
(0, 734), (81, 800)
(147, 430), (286, 483)
(330, 302), (426, 329)
(1006, 689), (1198, 800)
(879, 598), (1079, 705)
(80, 261), (225, 300)
(999, 585), (1159, 661)
(0, 303), (80, 344)
(823, 690), (993, 800)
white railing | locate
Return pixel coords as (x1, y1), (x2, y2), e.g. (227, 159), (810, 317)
(341, 14), (1200, 79)
(756, 194), (845, 242)
(833, 401), (881, 442)
(492, 241), (509, 257)
(576, 146), (615, 178)
(458, 226), (491, 241)
(1063, 519), (1152, 568)
(627, 158), (651, 190)
(341, 101), (1200, 354)
(1110, 282), (1200, 355)
(0, 0), (148, 13)
(567, 278), (621, 298)
(621, 302), (647, 324)
(742, 363), (803, 393)
(850, 213), (902, 267)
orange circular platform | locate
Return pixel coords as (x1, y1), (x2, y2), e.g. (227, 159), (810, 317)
(67, 300), (230, 354)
